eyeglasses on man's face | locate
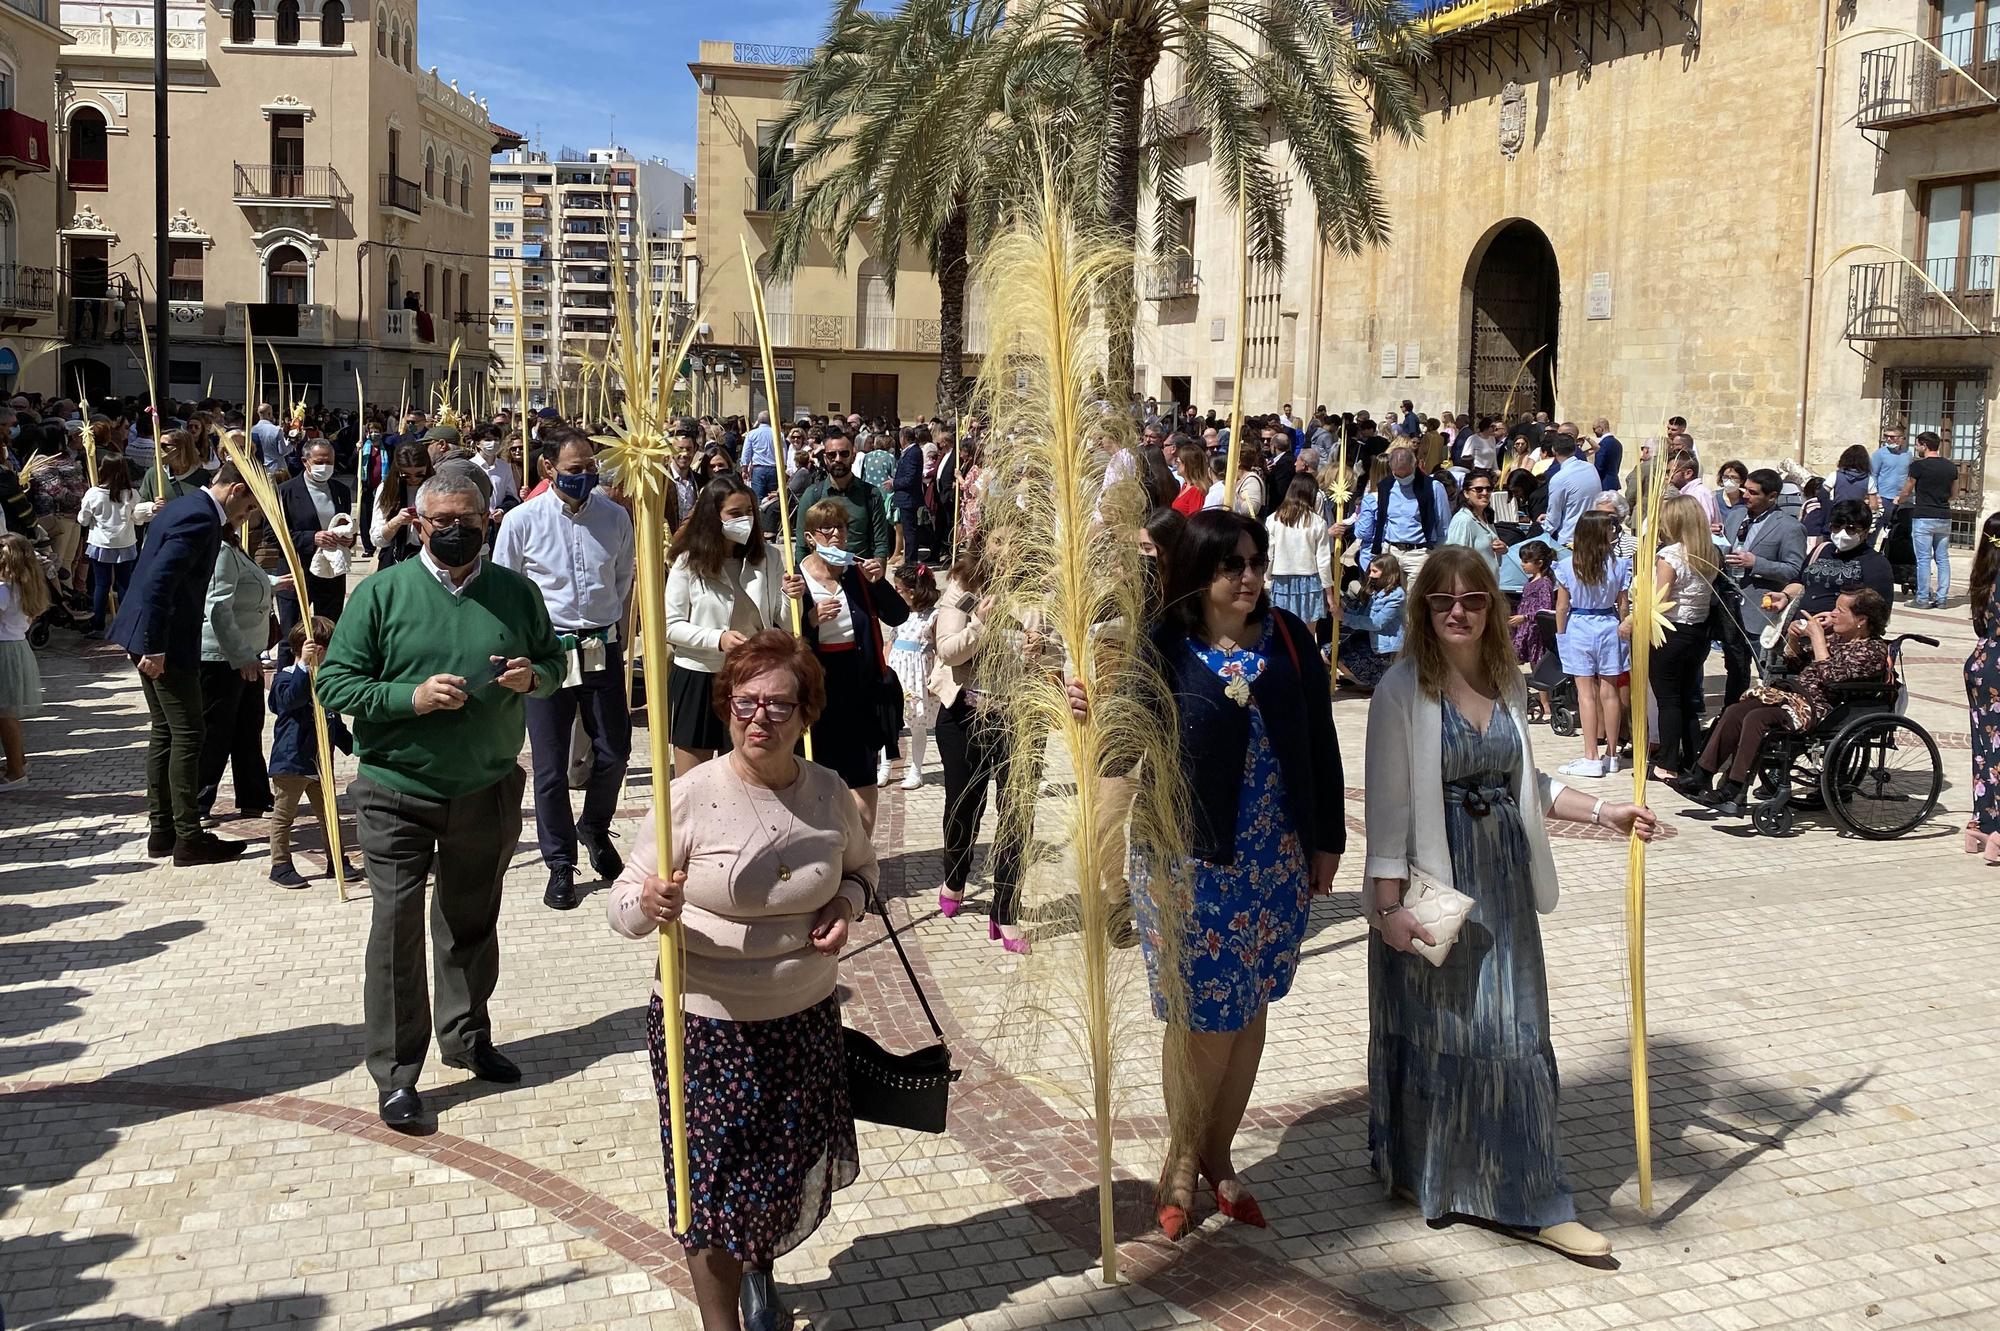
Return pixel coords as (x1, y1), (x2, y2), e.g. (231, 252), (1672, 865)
(729, 695), (798, 722)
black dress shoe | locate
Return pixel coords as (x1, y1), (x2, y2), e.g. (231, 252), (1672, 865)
(173, 833), (247, 866)
(1666, 769), (1712, 800)
(443, 1041), (521, 1084)
(146, 828), (176, 858)
(544, 866), (578, 911)
(379, 1087), (426, 1132)
(579, 827), (623, 880)
(740, 1269), (786, 1331)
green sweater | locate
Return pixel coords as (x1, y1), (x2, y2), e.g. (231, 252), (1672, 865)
(317, 556), (566, 799)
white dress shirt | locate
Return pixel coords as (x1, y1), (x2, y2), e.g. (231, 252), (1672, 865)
(419, 546), (484, 597)
(489, 488), (635, 631)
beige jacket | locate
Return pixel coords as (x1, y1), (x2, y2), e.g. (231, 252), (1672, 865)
(928, 576), (985, 708)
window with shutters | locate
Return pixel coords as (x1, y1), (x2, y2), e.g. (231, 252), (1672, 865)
(168, 242), (204, 303)
(856, 260), (893, 350)
(276, 0), (300, 45)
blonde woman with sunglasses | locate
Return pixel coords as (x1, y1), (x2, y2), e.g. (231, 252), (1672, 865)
(1363, 546), (1655, 1261)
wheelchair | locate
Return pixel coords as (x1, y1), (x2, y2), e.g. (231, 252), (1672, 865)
(1739, 631), (1945, 839)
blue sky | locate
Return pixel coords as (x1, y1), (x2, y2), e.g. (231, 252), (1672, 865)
(423, 0), (835, 175)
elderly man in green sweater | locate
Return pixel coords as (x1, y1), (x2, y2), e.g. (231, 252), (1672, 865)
(317, 469), (566, 1131)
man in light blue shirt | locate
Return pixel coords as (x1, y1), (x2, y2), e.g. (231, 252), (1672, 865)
(1541, 434), (1600, 546)
(1354, 446), (1449, 579)
(741, 409), (779, 501)
(1869, 426), (1913, 532)
(250, 405), (287, 475)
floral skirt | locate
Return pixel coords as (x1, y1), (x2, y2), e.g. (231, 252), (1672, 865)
(646, 991), (859, 1262)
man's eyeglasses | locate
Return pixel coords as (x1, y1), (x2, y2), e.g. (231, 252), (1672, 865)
(1426, 591), (1491, 615)
(422, 514), (484, 532)
(729, 695), (798, 722)
(822, 450), (852, 460)
(1216, 554), (1271, 579)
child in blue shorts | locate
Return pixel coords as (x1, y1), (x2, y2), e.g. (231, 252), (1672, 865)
(1554, 511), (1632, 778)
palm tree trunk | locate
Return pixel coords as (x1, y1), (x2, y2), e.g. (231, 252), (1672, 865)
(935, 205), (969, 415)
(1101, 58), (1147, 399)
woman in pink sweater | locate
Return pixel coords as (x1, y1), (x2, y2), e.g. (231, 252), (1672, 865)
(608, 631), (877, 1331)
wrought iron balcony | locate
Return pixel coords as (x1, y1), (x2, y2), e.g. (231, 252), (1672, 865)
(1143, 251), (1200, 301)
(378, 172), (422, 216)
(1846, 256), (1998, 340)
(0, 109), (51, 174)
(234, 163), (342, 206)
(746, 175), (790, 214)
(0, 264), (56, 318)
(1856, 25), (2000, 129)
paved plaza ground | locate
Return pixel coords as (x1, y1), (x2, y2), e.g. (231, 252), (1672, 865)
(3, 591), (1998, 1331)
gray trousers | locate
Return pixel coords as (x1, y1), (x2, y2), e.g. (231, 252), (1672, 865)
(354, 765), (526, 1093)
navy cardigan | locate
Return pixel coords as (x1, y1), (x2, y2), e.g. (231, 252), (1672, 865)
(1149, 608), (1346, 866)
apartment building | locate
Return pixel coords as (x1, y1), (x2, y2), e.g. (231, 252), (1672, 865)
(487, 144), (691, 411)
(0, 0), (64, 399)
(54, 0), (512, 409)
(689, 40), (979, 424)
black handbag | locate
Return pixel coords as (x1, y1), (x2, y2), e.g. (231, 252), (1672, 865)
(844, 898), (961, 1133)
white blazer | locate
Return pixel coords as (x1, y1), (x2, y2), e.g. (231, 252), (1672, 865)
(1362, 657), (1568, 914)
(664, 545), (791, 673)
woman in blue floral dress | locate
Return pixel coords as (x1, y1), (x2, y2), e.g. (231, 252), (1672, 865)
(1963, 513), (2000, 863)
(1082, 511), (1346, 1240)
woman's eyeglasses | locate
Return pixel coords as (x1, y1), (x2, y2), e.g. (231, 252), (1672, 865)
(1216, 555), (1271, 580)
(729, 696), (798, 722)
(1426, 591), (1491, 615)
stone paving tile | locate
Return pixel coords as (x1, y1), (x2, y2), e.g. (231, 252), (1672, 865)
(2, 595), (1997, 1329)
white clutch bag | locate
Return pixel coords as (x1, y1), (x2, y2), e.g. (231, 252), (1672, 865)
(1401, 870), (1475, 967)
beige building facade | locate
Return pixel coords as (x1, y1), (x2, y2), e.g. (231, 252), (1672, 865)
(0, 0), (65, 400)
(687, 39), (980, 425)
(54, 0), (506, 410)
(1135, 0), (1997, 534)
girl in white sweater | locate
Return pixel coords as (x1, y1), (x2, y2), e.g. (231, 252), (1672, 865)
(77, 456), (154, 635)
(1263, 474), (1335, 631)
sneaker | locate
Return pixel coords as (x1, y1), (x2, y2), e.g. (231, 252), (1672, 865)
(876, 757), (895, 786)
(269, 863), (309, 890)
(1602, 754), (1620, 776)
(0, 772), (25, 793)
(1558, 757), (1606, 779)
(899, 764), (924, 791)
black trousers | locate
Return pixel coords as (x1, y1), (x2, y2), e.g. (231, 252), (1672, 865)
(355, 765), (526, 1092)
(523, 635), (631, 873)
(935, 698), (1037, 925)
(195, 660), (272, 816)
(1651, 622), (1710, 773)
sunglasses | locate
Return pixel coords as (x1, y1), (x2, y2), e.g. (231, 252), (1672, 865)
(822, 450), (852, 460)
(1466, 485), (1492, 494)
(729, 695), (798, 722)
(1216, 554), (1271, 579)
(1426, 591), (1492, 615)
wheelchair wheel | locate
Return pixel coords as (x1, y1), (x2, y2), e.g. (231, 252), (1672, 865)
(1751, 801), (1794, 837)
(1822, 715), (1942, 840)
(28, 620), (50, 650)
(1551, 705), (1579, 737)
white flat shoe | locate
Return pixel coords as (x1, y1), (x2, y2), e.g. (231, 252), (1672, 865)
(900, 768), (924, 790)
(1504, 1220), (1612, 1259)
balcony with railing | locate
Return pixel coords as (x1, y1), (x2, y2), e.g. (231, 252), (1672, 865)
(745, 176), (790, 214)
(60, 18), (208, 63)
(1144, 93), (1202, 145)
(378, 173), (422, 216)
(0, 109), (51, 174)
(1144, 251), (1200, 301)
(67, 156), (108, 190)
(1857, 23), (2000, 129)
(562, 242), (611, 262)
(0, 264), (56, 321)
(225, 301), (332, 344)
(1846, 256), (1998, 340)
(234, 163), (341, 207)
(731, 311), (986, 356)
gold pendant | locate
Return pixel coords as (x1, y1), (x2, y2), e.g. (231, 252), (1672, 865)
(778, 865), (791, 881)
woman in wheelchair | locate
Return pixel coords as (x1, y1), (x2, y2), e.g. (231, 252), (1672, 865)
(1669, 586), (1892, 815)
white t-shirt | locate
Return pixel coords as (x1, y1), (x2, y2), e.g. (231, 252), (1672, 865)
(804, 568), (855, 646)
(1658, 544), (1714, 626)
(0, 582), (29, 641)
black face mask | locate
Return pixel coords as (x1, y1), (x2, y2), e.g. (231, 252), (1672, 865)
(426, 523), (484, 567)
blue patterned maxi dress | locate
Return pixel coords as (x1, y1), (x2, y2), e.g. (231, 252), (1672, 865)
(1135, 631), (1312, 1034)
(1966, 589), (2000, 835)
(1367, 699), (1575, 1229)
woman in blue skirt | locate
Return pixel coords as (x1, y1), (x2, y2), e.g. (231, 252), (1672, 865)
(1364, 547), (1656, 1260)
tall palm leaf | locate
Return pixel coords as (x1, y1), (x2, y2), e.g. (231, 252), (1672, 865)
(769, 0), (1097, 413)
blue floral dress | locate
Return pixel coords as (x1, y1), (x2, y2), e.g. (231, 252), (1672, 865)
(1966, 590), (2000, 835)
(1135, 629), (1312, 1033)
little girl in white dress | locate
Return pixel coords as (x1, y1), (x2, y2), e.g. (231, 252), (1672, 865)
(886, 563), (939, 789)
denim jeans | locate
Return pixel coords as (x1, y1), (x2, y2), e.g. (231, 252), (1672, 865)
(748, 464), (779, 501)
(1912, 517), (1952, 604)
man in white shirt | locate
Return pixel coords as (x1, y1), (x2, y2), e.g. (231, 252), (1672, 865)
(490, 429), (636, 911)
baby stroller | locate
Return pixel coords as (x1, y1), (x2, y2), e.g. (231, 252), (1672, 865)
(27, 545), (81, 648)
(1525, 609), (1579, 735)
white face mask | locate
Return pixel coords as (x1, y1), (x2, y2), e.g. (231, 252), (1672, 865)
(307, 463), (333, 483)
(1830, 529), (1864, 553)
(1722, 479), (1742, 494)
(479, 439), (501, 457)
(721, 515), (756, 545)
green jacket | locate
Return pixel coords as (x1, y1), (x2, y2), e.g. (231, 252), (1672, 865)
(795, 474), (894, 562)
(316, 556), (565, 799)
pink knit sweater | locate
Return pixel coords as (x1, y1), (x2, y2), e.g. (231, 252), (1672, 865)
(606, 755), (876, 1021)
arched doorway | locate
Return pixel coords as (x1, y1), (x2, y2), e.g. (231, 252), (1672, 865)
(64, 356), (112, 403)
(1464, 219), (1558, 421)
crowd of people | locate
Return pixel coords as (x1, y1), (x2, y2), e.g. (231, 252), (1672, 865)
(0, 380), (1988, 1329)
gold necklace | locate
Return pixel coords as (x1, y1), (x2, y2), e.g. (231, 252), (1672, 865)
(729, 753), (803, 880)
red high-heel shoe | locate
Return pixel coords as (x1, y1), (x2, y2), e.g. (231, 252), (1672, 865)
(1156, 1199), (1189, 1241)
(1212, 1184), (1267, 1229)
(988, 920), (1030, 954)
(938, 887), (965, 918)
